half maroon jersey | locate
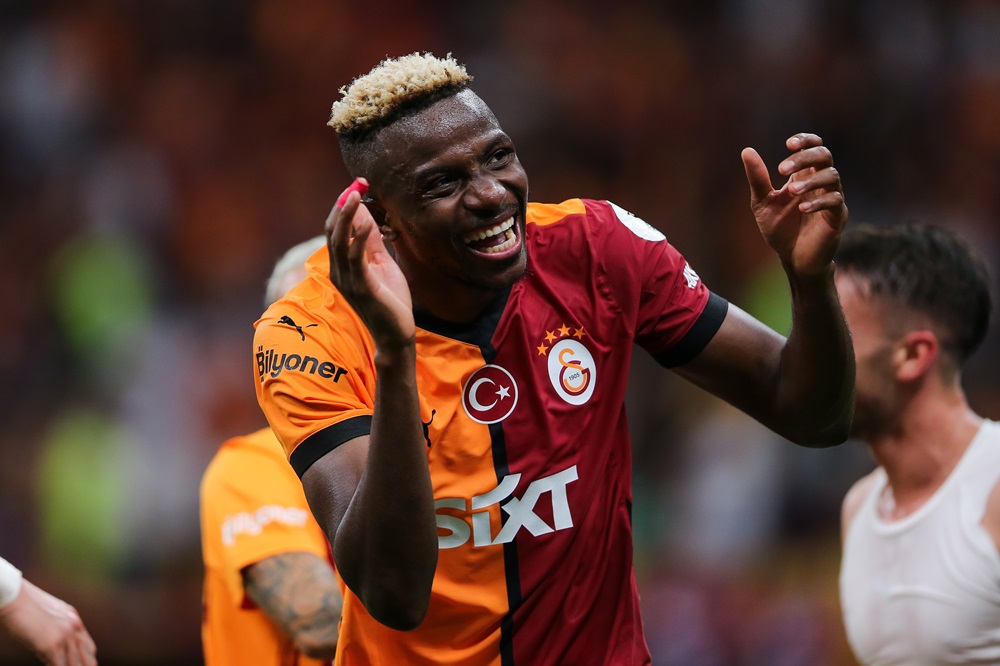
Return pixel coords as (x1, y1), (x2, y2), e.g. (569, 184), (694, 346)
(254, 198), (728, 666)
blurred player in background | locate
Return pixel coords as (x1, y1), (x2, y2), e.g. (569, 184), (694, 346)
(0, 555), (97, 665)
(254, 53), (855, 664)
(201, 236), (341, 666)
(837, 223), (999, 664)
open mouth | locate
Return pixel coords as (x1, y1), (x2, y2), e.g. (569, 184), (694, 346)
(461, 217), (517, 255)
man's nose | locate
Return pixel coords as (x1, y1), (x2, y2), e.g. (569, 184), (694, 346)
(464, 173), (507, 209)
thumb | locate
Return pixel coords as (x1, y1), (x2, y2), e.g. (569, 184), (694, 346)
(741, 147), (773, 206)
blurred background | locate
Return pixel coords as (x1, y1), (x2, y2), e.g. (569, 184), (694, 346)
(1, 0), (999, 663)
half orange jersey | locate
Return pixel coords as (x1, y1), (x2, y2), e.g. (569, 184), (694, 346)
(200, 428), (332, 666)
(254, 199), (728, 665)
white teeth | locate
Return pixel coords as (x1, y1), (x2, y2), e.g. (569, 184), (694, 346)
(463, 218), (514, 244)
(480, 229), (516, 254)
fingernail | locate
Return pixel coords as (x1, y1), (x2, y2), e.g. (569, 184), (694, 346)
(337, 178), (370, 208)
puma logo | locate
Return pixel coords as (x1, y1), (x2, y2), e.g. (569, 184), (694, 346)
(422, 410), (437, 448)
(277, 315), (317, 341)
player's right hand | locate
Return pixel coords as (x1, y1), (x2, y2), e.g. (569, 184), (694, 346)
(0, 579), (97, 666)
(325, 178), (416, 350)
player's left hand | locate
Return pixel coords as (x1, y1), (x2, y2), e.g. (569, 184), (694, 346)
(741, 133), (847, 277)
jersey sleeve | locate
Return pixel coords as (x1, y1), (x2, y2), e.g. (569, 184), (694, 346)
(200, 446), (330, 608)
(253, 300), (377, 476)
(592, 200), (728, 366)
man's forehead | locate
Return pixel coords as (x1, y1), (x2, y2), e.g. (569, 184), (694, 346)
(374, 91), (503, 174)
(383, 89), (488, 137)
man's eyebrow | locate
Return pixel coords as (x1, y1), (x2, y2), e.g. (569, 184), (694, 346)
(408, 131), (512, 183)
(410, 163), (458, 186)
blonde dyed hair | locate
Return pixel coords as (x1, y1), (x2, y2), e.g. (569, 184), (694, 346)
(328, 52), (472, 137)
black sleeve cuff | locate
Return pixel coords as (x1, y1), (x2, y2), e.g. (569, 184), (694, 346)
(653, 292), (729, 368)
(289, 415), (373, 478)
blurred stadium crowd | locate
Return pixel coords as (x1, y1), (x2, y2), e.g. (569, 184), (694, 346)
(1, 0), (999, 663)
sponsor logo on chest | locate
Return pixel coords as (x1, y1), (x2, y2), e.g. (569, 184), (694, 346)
(435, 465), (579, 549)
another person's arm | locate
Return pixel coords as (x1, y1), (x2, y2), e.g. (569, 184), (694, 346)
(243, 552), (342, 659)
(300, 180), (437, 631)
(675, 134), (855, 447)
(0, 557), (97, 666)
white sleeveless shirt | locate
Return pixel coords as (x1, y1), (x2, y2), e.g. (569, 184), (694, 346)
(840, 421), (1000, 665)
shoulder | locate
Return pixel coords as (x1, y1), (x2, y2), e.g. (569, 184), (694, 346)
(527, 198), (589, 228)
(201, 428), (296, 498)
(842, 468), (881, 544)
(526, 198), (672, 269)
(978, 421), (1000, 552)
(527, 199), (665, 238)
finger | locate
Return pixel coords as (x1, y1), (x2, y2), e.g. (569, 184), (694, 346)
(327, 191), (363, 271)
(65, 640), (82, 666)
(46, 641), (69, 666)
(741, 147), (774, 205)
(327, 178), (370, 244)
(798, 191), (846, 219)
(336, 177), (369, 208)
(346, 216), (375, 271)
(788, 166), (841, 196)
(786, 133), (822, 152)
(74, 637), (96, 666)
(77, 628), (97, 666)
(779, 145), (833, 177)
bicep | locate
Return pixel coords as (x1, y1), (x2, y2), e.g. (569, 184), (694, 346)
(242, 551), (342, 656)
(672, 304), (785, 421)
(300, 434), (368, 545)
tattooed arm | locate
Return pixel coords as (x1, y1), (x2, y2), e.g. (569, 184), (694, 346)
(243, 551), (343, 659)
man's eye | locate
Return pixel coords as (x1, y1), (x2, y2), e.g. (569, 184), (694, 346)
(488, 149), (512, 166)
(425, 177), (456, 196)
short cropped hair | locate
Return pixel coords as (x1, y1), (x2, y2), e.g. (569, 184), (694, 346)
(835, 222), (992, 364)
(264, 235), (326, 307)
(328, 53), (472, 177)
(329, 52), (471, 139)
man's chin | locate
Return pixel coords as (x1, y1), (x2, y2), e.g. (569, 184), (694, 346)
(469, 248), (527, 291)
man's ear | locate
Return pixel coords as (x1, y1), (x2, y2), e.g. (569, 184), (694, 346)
(894, 330), (938, 382)
(362, 197), (397, 241)
(379, 224), (398, 242)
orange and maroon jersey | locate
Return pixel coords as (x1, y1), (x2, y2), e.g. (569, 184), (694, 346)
(253, 199), (728, 665)
(199, 428), (332, 666)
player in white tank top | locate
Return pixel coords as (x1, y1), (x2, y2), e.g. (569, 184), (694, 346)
(833, 223), (998, 666)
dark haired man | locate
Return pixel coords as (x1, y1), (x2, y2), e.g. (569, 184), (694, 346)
(254, 52), (855, 664)
(837, 223), (999, 664)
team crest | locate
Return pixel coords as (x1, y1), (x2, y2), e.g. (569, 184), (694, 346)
(462, 365), (518, 424)
(536, 323), (597, 405)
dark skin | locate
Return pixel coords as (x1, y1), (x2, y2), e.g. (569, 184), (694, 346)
(304, 88), (855, 629)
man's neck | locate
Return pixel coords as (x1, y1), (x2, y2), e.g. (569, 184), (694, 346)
(411, 287), (505, 325)
(870, 391), (982, 520)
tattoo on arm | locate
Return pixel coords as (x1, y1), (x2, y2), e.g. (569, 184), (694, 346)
(243, 551), (342, 658)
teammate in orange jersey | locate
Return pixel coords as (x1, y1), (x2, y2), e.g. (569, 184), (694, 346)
(202, 236), (342, 666)
(254, 53), (855, 665)
(836, 223), (1000, 664)
(0, 555), (97, 666)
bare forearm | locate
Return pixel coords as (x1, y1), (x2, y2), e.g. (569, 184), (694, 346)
(779, 264), (855, 445)
(244, 552), (341, 659)
(334, 344), (437, 629)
